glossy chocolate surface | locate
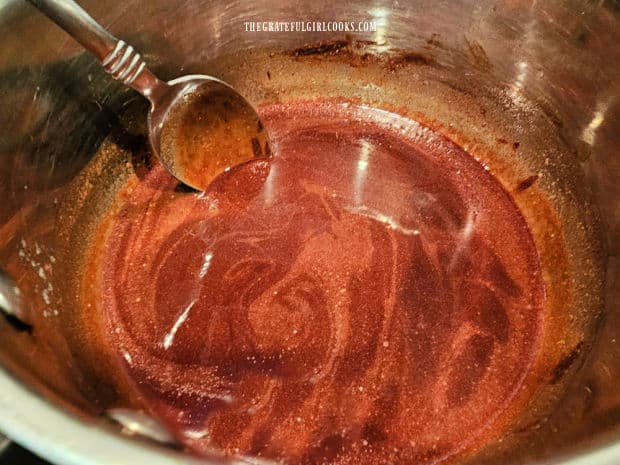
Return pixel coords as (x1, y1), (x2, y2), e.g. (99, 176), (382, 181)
(90, 100), (544, 464)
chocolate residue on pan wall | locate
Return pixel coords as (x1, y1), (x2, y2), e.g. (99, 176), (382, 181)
(293, 39), (350, 56)
(387, 51), (438, 69)
(551, 341), (585, 384)
(425, 33), (443, 48)
(497, 139), (521, 151)
(291, 37), (439, 70)
(465, 38), (492, 71)
(516, 174), (541, 193)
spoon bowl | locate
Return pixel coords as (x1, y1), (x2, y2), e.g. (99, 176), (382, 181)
(151, 75), (269, 191)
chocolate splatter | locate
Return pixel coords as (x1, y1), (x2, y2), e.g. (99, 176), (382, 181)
(516, 174), (540, 193)
(551, 341), (584, 384)
(293, 40), (350, 56)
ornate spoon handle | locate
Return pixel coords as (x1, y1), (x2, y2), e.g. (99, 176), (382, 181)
(26, 0), (165, 98)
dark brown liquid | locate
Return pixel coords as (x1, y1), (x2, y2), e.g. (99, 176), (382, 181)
(89, 100), (544, 464)
(159, 84), (270, 190)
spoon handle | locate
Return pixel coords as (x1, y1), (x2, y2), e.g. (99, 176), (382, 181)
(26, 0), (166, 100)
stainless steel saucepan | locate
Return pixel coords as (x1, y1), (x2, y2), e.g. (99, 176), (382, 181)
(0, 1), (619, 464)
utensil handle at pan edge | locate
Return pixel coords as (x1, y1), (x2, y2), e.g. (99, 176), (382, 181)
(25, 0), (166, 100)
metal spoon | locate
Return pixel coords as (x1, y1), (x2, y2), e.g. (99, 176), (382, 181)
(26, 0), (270, 191)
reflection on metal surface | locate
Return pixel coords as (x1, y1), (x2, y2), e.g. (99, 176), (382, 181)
(162, 298), (197, 350)
(509, 61), (529, 101)
(354, 139), (372, 205)
(101, 40), (147, 86)
(369, 6), (389, 45)
(581, 100), (611, 146)
(106, 409), (177, 445)
(0, 269), (29, 328)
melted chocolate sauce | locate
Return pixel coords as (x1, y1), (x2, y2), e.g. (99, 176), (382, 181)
(92, 100), (544, 464)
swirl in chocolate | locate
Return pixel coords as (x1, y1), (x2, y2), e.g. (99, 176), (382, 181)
(94, 100), (544, 464)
